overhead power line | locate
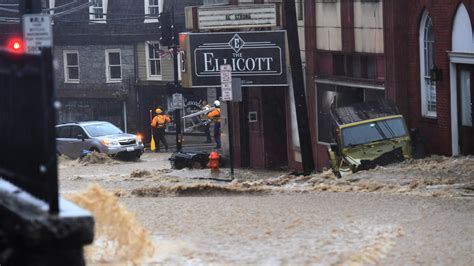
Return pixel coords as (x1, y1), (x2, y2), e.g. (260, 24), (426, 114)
(0, 7), (18, 13)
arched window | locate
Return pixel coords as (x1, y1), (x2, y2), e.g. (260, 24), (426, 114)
(419, 11), (437, 117)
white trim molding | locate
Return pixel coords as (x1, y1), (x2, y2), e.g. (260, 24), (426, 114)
(63, 50), (80, 83)
(419, 10), (437, 118)
(105, 49), (122, 83)
(448, 51), (474, 155)
(145, 42), (163, 80)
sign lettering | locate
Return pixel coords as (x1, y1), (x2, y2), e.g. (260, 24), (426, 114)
(183, 31), (287, 88)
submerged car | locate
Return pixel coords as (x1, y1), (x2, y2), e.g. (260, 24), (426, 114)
(327, 101), (411, 177)
(56, 121), (144, 159)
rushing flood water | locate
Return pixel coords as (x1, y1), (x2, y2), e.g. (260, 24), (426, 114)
(59, 154), (473, 264)
(65, 184), (154, 265)
(65, 184), (472, 265)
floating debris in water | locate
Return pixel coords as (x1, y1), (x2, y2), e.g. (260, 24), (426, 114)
(80, 152), (118, 166)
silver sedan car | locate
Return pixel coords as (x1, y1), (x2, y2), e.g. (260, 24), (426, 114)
(56, 121), (144, 159)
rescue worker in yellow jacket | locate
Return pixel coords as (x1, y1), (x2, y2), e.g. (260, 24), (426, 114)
(151, 108), (171, 152)
(207, 100), (221, 149)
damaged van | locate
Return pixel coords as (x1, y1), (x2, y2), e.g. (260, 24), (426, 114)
(327, 100), (411, 177)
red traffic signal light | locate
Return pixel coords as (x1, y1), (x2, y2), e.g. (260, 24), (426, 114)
(7, 38), (25, 54)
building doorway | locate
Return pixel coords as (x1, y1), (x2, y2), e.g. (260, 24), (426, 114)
(457, 65), (474, 155)
(244, 87), (288, 169)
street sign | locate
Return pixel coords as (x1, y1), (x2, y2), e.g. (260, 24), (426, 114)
(220, 64), (232, 83)
(220, 64), (233, 101)
(172, 93), (184, 109)
(221, 83), (233, 101)
(22, 14), (52, 55)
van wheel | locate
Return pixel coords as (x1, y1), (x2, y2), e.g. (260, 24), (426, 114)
(89, 147), (99, 153)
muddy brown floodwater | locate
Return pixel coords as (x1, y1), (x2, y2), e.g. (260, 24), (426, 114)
(59, 152), (474, 265)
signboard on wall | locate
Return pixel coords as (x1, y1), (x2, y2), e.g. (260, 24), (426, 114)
(197, 4), (277, 30)
(181, 31), (287, 88)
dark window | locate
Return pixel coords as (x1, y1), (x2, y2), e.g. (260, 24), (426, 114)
(71, 126), (86, 138)
(333, 54), (377, 79)
(333, 54), (345, 76)
(65, 52), (79, 82)
(56, 126), (71, 138)
(106, 50), (122, 81)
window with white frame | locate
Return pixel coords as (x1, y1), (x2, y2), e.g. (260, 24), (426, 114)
(106, 49), (122, 82)
(89, 0), (107, 22)
(419, 11), (437, 118)
(144, 0), (161, 23)
(146, 42), (162, 79)
(63, 51), (79, 83)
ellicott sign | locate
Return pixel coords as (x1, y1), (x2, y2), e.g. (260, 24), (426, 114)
(181, 31), (287, 88)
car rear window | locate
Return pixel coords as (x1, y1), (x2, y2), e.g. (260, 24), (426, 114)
(84, 123), (122, 137)
(341, 117), (408, 148)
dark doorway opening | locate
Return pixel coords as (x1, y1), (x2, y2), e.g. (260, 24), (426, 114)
(457, 64), (474, 155)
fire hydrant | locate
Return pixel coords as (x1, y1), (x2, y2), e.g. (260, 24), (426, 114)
(207, 151), (220, 173)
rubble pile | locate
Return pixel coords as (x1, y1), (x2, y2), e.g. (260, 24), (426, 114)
(80, 152), (118, 166)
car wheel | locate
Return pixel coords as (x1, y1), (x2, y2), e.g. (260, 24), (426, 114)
(89, 147), (99, 153)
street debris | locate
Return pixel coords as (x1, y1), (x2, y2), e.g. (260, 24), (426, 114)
(79, 151), (118, 166)
(59, 153), (474, 198)
(129, 170), (151, 178)
(169, 151), (210, 170)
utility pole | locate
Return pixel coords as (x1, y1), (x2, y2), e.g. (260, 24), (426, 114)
(171, 5), (182, 152)
(284, 0), (315, 174)
(159, 5), (182, 152)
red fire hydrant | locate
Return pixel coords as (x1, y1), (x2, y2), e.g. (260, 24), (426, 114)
(207, 151), (220, 173)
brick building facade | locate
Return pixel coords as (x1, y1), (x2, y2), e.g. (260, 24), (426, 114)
(296, 0), (473, 171)
(385, 0), (474, 157)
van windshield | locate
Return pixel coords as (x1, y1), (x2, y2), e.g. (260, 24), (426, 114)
(84, 123), (123, 137)
(341, 117), (407, 148)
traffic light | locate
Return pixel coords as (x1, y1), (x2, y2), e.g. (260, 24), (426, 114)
(158, 12), (173, 47)
(7, 37), (25, 54)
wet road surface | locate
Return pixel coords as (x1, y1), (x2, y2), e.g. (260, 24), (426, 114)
(59, 153), (474, 264)
(120, 193), (473, 265)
